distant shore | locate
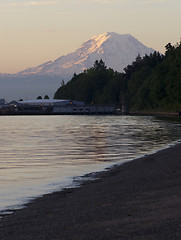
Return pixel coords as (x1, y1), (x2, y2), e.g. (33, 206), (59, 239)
(129, 110), (181, 118)
(0, 143), (181, 240)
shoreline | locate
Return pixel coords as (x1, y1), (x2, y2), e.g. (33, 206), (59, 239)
(0, 140), (178, 216)
(129, 110), (181, 118)
(0, 143), (181, 239)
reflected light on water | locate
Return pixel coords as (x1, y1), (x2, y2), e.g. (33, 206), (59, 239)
(0, 115), (181, 212)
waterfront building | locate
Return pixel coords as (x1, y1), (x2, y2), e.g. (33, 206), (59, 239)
(0, 99), (115, 115)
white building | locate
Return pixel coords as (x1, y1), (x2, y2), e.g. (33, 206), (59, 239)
(18, 99), (84, 107)
(1, 99), (115, 115)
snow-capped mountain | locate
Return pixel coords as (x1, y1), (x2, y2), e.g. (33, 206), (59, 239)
(0, 32), (155, 101)
(19, 32), (154, 78)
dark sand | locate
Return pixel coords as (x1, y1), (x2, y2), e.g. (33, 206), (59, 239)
(0, 144), (181, 240)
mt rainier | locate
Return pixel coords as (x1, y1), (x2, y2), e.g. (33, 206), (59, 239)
(20, 32), (154, 78)
(0, 32), (155, 101)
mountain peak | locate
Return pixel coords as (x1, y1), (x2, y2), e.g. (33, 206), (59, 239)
(0, 32), (155, 100)
(19, 32), (155, 78)
(85, 32), (132, 47)
(92, 32), (132, 39)
(78, 32), (110, 55)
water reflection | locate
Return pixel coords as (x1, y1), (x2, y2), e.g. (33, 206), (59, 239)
(0, 115), (180, 212)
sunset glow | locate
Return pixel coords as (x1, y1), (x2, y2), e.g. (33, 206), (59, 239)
(0, 0), (180, 74)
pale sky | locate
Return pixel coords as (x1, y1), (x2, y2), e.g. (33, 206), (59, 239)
(0, 0), (180, 74)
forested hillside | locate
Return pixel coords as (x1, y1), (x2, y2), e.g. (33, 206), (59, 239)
(54, 41), (181, 112)
(54, 60), (125, 105)
(126, 42), (181, 111)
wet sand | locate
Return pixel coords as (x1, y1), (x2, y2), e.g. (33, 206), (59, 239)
(0, 143), (181, 240)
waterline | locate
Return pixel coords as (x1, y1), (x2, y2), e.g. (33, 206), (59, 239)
(0, 115), (181, 213)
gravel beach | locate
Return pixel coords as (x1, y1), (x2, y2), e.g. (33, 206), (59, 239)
(0, 143), (181, 240)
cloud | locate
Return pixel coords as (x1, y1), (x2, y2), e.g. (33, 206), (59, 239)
(87, 0), (112, 3)
(46, 29), (55, 33)
(0, 0), (126, 7)
(138, 0), (172, 4)
(75, 0), (123, 4)
(0, 0), (61, 7)
(24, 1), (60, 6)
(81, 0), (121, 3)
(0, 2), (18, 7)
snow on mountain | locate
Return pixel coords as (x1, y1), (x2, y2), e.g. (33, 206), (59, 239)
(0, 32), (155, 101)
(19, 32), (154, 80)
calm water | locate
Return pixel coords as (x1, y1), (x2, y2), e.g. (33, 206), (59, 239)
(0, 115), (181, 213)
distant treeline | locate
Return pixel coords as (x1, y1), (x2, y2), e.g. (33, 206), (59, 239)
(54, 41), (181, 111)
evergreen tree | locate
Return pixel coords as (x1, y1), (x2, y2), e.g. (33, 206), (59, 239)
(37, 96), (42, 99)
(54, 42), (181, 112)
(44, 95), (49, 99)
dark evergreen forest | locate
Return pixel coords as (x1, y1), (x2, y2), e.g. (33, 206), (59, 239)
(54, 41), (181, 112)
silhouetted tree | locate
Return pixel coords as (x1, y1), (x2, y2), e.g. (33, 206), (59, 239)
(44, 95), (49, 99)
(93, 59), (107, 70)
(37, 96), (42, 99)
(61, 80), (65, 87)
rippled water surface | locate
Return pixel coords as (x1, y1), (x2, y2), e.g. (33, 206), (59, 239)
(0, 115), (181, 212)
